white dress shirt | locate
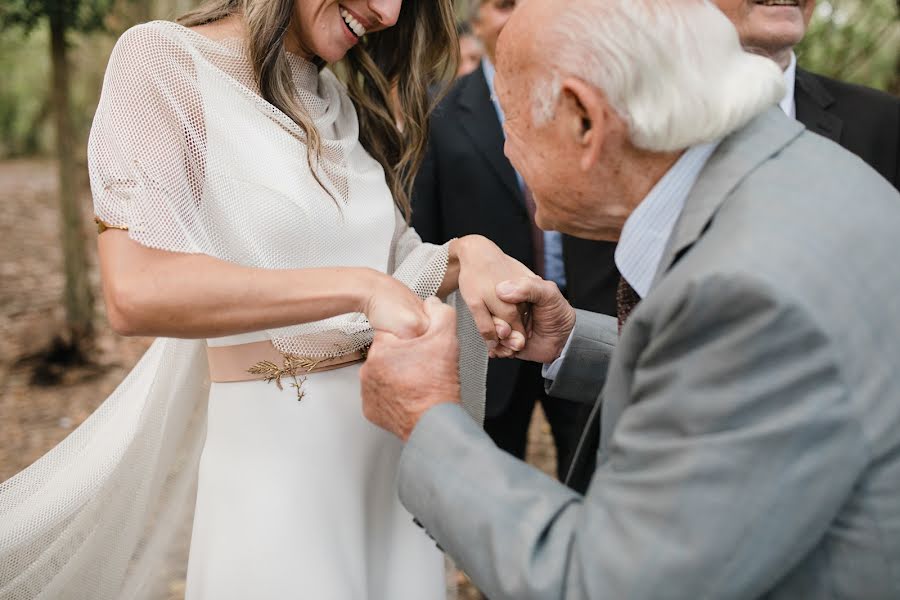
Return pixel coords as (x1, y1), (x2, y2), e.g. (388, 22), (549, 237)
(780, 52), (797, 119)
(543, 141), (719, 380)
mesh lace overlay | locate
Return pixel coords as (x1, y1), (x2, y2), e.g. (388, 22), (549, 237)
(0, 21), (485, 599)
(89, 21), (449, 359)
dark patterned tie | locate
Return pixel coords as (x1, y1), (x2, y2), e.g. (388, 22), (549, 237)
(616, 276), (641, 334)
(522, 184), (545, 278)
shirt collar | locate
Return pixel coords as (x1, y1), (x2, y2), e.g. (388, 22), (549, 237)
(614, 141), (720, 298)
(481, 58), (506, 124)
(780, 52), (797, 118)
(482, 57), (496, 89)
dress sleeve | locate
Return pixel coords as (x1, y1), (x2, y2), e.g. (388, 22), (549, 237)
(387, 207), (487, 425)
(88, 24), (208, 254)
(387, 206), (451, 299)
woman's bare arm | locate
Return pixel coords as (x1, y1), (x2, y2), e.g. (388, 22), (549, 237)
(98, 230), (428, 339)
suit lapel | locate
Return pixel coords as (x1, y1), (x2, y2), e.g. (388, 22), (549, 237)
(569, 110), (809, 481)
(457, 69), (526, 211)
(795, 68), (843, 144)
(651, 108), (806, 286)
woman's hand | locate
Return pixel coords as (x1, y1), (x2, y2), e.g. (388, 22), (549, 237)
(452, 235), (539, 349)
(361, 271), (431, 340)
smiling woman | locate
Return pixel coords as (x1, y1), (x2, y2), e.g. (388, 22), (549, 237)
(340, 6), (369, 38)
(0, 0), (535, 599)
(178, 0), (457, 219)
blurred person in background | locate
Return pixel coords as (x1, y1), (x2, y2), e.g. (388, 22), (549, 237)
(712, 0), (898, 189)
(456, 21), (484, 79)
(412, 0), (588, 484)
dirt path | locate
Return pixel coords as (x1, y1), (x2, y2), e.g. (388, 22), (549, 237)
(0, 159), (154, 481)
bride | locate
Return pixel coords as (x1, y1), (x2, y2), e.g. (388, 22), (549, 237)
(0, 0), (534, 598)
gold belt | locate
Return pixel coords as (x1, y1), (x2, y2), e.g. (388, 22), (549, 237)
(207, 340), (366, 393)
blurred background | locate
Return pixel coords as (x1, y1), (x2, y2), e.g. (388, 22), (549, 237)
(0, 0), (897, 598)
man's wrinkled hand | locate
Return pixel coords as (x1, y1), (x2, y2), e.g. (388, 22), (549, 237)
(360, 297), (461, 441)
(494, 277), (576, 363)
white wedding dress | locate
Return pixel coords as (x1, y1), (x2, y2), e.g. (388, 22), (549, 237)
(189, 348), (445, 599)
(0, 21), (486, 600)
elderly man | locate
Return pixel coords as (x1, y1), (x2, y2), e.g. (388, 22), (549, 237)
(412, 0), (588, 483)
(714, 0), (898, 188)
(360, 0), (900, 598)
(563, 0), (900, 491)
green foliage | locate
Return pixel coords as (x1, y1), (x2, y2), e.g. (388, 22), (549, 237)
(0, 0), (135, 158)
(0, 28), (52, 156)
(455, 0), (474, 22)
(0, 0), (895, 161)
(0, 0), (118, 156)
(0, 0), (117, 34)
(797, 0), (900, 92)
(0, 24), (117, 158)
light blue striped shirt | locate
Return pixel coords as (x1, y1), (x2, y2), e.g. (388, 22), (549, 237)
(482, 59), (567, 289)
(614, 141), (719, 297)
(543, 141), (719, 380)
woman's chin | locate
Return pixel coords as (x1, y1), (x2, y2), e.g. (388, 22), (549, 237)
(314, 43), (353, 64)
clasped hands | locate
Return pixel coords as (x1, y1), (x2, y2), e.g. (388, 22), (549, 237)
(360, 237), (576, 441)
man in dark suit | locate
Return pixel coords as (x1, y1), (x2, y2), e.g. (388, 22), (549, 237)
(412, 0), (586, 480)
(713, 0), (899, 188)
(795, 70), (899, 188)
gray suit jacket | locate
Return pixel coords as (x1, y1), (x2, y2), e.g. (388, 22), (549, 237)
(398, 108), (900, 599)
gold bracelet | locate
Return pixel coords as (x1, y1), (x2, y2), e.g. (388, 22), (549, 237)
(94, 217), (129, 234)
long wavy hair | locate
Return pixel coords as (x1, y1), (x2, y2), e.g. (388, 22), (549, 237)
(178, 0), (458, 220)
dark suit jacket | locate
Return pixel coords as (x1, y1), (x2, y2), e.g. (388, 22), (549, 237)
(795, 68), (899, 190)
(561, 237), (618, 315)
(412, 67), (541, 417)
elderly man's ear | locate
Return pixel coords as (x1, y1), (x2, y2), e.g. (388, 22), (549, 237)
(560, 77), (607, 172)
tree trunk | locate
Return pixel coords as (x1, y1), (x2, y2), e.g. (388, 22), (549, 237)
(49, 11), (94, 355)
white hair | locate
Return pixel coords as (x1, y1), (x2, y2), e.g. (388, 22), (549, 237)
(532, 0), (786, 152)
